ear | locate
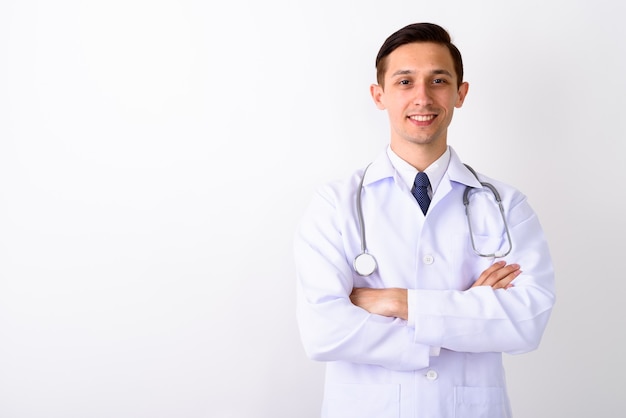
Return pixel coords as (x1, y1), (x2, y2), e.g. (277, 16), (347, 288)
(455, 82), (469, 108)
(370, 84), (386, 110)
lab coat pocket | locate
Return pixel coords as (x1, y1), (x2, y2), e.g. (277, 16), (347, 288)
(322, 382), (400, 418)
(454, 386), (509, 418)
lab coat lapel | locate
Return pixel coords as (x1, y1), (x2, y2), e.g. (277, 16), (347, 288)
(429, 147), (482, 211)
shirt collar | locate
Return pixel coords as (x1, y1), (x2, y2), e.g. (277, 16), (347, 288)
(386, 145), (451, 194)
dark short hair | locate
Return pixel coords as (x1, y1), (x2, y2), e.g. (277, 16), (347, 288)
(375, 22), (464, 87)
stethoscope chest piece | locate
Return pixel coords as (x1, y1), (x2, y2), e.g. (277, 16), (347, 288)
(354, 252), (377, 276)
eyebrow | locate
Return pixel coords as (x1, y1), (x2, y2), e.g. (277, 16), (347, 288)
(390, 69), (454, 77)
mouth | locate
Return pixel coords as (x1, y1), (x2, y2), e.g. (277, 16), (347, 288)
(408, 114), (436, 122)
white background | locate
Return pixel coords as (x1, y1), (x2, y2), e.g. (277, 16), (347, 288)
(1, 1), (624, 417)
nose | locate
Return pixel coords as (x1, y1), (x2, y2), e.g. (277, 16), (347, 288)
(413, 82), (433, 106)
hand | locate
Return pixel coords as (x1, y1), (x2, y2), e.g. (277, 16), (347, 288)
(471, 260), (521, 290)
(350, 287), (408, 320)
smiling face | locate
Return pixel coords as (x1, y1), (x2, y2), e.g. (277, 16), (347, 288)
(370, 42), (469, 166)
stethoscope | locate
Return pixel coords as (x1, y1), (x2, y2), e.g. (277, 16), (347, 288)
(353, 163), (513, 276)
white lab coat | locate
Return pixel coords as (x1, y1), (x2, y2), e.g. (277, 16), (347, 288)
(294, 146), (555, 418)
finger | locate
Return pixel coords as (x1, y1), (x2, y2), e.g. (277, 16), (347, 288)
(473, 261), (507, 287)
(482, 263), (520, 287)
(489, 266), (522, 289)
(473, 262), (520, 288)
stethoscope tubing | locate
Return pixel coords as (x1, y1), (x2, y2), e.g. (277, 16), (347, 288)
(354, 163), (513, 276)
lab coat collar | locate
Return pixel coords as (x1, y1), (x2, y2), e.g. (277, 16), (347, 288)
(360, 150), (396, 187)
(362, 146), (483, 189)
(446, 147), (483, 189)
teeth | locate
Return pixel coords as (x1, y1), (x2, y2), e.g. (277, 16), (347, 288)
(410, 115), (435, 121)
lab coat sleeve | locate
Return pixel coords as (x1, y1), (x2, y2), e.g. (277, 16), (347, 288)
(409, 195), (556, 354)
(294, 185), (431, 371)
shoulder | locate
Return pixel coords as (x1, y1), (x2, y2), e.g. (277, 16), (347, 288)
(315, 151), (394, 203)
(449, 149), (526, 202)
(471, 171), (526, 202)
(314, 167), (367, 205)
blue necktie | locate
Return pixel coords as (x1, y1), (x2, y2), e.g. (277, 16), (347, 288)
(412, 172), (431, 215)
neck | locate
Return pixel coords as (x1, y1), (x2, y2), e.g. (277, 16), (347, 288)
(390, 141), (447, 172)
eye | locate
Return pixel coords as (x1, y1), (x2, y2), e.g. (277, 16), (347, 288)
(432, 78), (447, 84)
(399, 79), (411, 85)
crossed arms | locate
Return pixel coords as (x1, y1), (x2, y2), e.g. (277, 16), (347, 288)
(350, 260), (521, 320)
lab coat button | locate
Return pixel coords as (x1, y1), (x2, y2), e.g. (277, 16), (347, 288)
(425, 370), (438, 380)
(423, 255), (434, 265)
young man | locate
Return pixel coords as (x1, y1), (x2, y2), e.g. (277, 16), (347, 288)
(294, 23), (555, 418)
